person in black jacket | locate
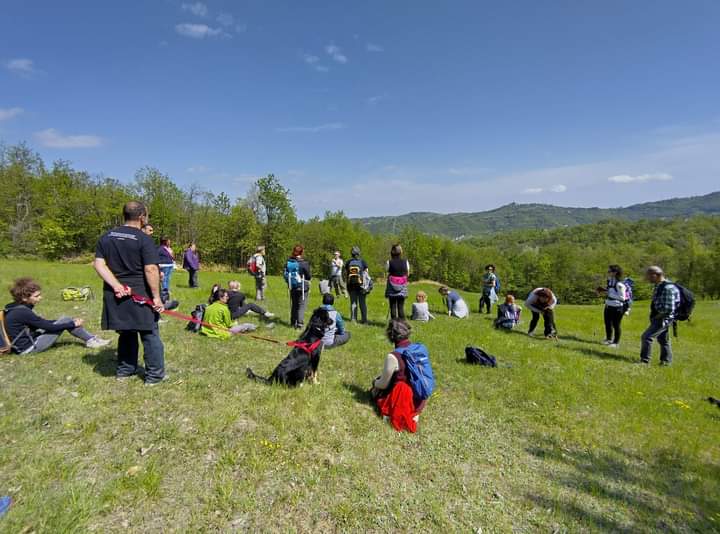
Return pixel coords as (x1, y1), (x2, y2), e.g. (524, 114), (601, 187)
(226, 281), (275, 320)
(4, 278), (110, 355)
(284, 245), (312, 329)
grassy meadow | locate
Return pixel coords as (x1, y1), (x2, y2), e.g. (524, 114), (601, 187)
(0, 259), (719, 533)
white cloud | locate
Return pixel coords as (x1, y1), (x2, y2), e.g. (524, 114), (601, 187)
(35, 128), (103, 148)
(550, 184), (567, 193)
(607, 173), (673, 184)
(366, 94), (386, 106)
(276, 122), (346, 133)
(0, 107), (24, 121)
(325, 44), (348, 64)
(447, 166), (492, 177)
(6, 58), (37, 75)
(522, 187), (544, 195)
(181, 2), (208, 17)
(175, 23), (226, 39)
(186, 165), (210, 174)
(366, 43), (384, 52)
(302, 54), (329, 72)
(216, 12), (234, 26)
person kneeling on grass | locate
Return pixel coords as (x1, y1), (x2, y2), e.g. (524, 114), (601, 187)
(227, 280), (274, 321)
(411, 291), (435, 322)
(438, 286), (468, 318)
(200, 288), (256, 339)
(371, 319), (431, 433)
(320, 294), (350, 348)
(4, 277), (111, 355)
(495, 294), (522, 330)
(526, 287), (558, 339)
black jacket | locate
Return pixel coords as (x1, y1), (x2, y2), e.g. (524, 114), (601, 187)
(3, 302), (75, 353)
(227, 291), (246, 312)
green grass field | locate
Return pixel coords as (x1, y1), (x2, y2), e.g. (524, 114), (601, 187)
(1, 259), (719, 533)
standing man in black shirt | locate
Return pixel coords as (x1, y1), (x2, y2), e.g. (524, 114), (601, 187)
(93, 201), (167, 385)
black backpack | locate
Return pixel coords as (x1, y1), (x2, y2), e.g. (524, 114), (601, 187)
(465, 346), (497, 367)
(186, 304), (206, 333)
(673, 283), (695, 322)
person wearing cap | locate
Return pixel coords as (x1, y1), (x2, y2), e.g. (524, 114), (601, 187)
(640, 266), (680, 366)
(329, 251), (347, 298)
(344, 246), (370, 324)
(252, 246), (268, 301)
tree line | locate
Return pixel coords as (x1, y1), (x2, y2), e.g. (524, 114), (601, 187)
(2, 142), (719, 303)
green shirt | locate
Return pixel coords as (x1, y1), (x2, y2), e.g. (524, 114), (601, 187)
(200, 301), (232, 339)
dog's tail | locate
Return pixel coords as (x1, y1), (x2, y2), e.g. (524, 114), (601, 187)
(246, 367), (272, 384)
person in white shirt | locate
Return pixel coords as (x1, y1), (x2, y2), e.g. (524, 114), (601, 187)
(411, 291), (435, 322)
(596, 264), (628, 347)
(526, 287), (558, 338)
(329, 251), (347, 297)
(252, 246), (267, 301)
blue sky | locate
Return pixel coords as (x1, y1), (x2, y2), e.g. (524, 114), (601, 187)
(1, 0), (719, 218)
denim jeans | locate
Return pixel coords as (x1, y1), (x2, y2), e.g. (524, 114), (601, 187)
(117, 326), (165, 383)
(24, 317), (93, 354)
(640, 317), (672, 364)
(348, 287), (367, 323)
(160, 265), (173, 292)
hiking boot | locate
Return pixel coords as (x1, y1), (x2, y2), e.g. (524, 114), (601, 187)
(145, 375), (170, 386)
(86, 337), (112, 349)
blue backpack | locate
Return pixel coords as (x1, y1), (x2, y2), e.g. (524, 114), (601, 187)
(394, 343), (435, 400)
(284, 259), (303, 290)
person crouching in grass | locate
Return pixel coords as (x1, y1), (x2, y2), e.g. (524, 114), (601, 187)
(4, 277), (111, 355)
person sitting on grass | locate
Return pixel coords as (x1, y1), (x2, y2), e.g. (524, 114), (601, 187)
(320, 294), (351, 348)
(526, 287), (558, 339)
(200, 288), (256, 339)
(3, 277), (111, 355)
(438, 286), (469, 318)
(226, 280), (274, 321)
(371, 319), (431, 433)
(494, 294), (522, 330)
(411, 291), (435, 322)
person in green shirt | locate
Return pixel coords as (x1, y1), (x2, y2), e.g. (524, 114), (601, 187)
(200, 288), (233, 339)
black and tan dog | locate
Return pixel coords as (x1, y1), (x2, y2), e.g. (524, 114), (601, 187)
(246, 308), (332, 387)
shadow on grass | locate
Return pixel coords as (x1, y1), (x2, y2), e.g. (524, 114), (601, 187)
(82, 348), (117, 377)
(524, 434), (720, 531)
(342, 382), (373, 405)
(560, 334), (602, 344)
(572, 347), (636, 363)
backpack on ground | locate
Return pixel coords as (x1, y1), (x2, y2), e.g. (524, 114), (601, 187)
(465, 346), (497, 367)
(284, 259), (303, 291)
(61, 286), (94, 302)
(346, 260), (363, 286)
(394, 343), (435, 400)
(247, 255), (258, 275)
(672, 283), (695, 322)
(186, 304), (206, 333)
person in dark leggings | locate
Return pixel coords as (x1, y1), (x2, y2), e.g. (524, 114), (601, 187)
(385, 244), (410, 320)
(226, 280), (275, 320)
(4, 278), (111, 355)
(285, 245), (312, 329)
(345, 246), (369, 324)
(525, 287), (558, 339)
(596, 265), (628, 347)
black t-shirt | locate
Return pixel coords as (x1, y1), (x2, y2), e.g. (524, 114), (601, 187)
(95, 225), (161, 331)
(95, 226), (160, 289)
(227, 291), (246, 312)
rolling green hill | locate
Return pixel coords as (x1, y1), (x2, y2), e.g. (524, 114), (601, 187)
(354, 191), (720, 237)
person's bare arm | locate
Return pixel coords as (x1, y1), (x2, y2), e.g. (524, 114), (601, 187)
(144, 264), (164, 312)
(93, 258), (130, 297)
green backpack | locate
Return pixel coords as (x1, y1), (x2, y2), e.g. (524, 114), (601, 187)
(61, 286), (95, 302)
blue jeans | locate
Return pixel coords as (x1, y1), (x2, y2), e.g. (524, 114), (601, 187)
(160, 265), (173, 292)
(117, 326), (165, 382)
(640, 317), (672, 363)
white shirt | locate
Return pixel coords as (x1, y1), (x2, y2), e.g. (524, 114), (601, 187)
(605, 280), (627, 308)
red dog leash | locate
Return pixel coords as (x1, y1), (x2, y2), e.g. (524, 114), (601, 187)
(126, 290), (281, 345)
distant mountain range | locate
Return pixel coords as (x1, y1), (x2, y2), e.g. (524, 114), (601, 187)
(354, 191), (720, 238)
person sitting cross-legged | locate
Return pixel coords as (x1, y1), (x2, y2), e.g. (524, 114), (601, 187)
(4, 277), (111, 355)
(226, 280), (274, 321)
(320, 294), (350, 348)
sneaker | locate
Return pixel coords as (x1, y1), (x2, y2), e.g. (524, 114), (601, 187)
(145, 375), (170, 386)
(528, 331), (536, 337)
(602, 339), (612, 345)
(263, 312), (275, 319)
(607, 343), (619, 348)
(86, 337), (112, 349)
